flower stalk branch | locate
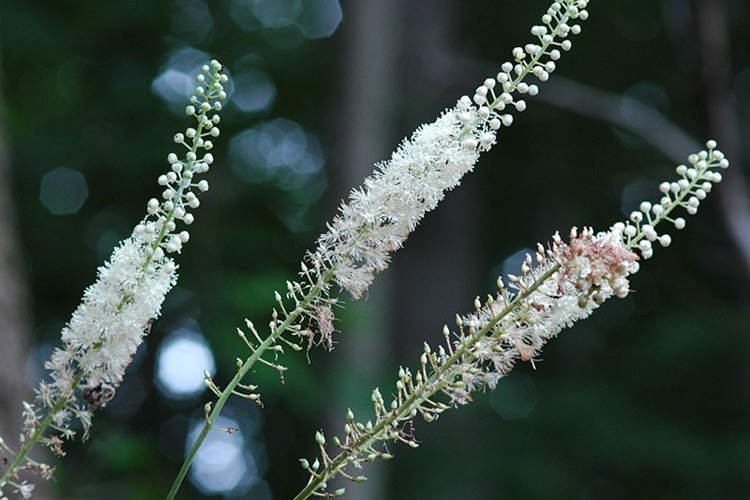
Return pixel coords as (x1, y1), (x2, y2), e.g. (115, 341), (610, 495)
(293, 264), (562, 500)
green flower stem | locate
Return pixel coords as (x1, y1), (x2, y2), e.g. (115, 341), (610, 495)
(291, 264), (561, 500)
(1, 407), (57, 486)
(166, 159), (416, 498)
(165, 271), (335, 500)
(0, 371), (83, 488)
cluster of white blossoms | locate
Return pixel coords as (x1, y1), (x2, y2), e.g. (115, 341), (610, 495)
(37, 240), (178, 446)
(0, 61), (228, 499)
(136, 61), (227, 256)
(616, 140), (729, 259)
(302, 1), (589, 302)
(298, 142), (728, 498)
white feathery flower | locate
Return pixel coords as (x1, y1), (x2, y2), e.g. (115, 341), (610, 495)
(61, 238), (177, 386)
(0, 62), (229, 489)
(38, 61), (227, 431)
(37, 234), (177, 438)
(305, 2), (588, 300)
(17, 483), (34, 500)
(312, 110), (481, 299)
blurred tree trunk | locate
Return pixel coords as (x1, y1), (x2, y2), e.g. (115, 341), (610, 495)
(328, 0), (402, 498)
(0, 51), (44, 495)
(691, 0), (750, 277)
(392, 0), (481, 362)
(329, 0), (480, 498)
(0, 55), (32, 457)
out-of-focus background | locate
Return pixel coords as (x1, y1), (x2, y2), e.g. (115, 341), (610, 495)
(1, 0), (749, 499)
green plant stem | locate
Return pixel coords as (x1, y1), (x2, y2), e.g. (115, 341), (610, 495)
(164, 274), (331, 500)
(0, 372), (83, 487)
(1, 410), (57, 486)
(292, 263), (560, 500)
(166, 184), (392, 499)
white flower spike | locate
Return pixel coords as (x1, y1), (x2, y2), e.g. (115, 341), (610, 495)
(0, 61), (228, 497)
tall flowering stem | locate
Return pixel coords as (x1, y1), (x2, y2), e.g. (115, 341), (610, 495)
(169, 1), (590, 497)
(295, 142), (728, 499)
(305, 0), (589, 302)
(0, 61), (228, 499)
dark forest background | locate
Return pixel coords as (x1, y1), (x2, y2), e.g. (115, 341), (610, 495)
(1, 0), (749, 499)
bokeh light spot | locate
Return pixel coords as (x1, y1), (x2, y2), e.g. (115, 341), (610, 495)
(39, 167), (88, 215)
(232, 69), (276, 113)
(152, 47), (233, 113)
(229, 0), (342, 40)
(171, 0), (214, 43)
(229, 118), (325, 185)
(185, 404), (268, 497)
(501, 247), (533, 282)
(298, 0), (342, 39)
(155, 322), (215, 400)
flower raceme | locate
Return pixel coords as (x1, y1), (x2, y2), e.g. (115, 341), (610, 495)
(0, 61), (228, 498)
(222, 0), (591, 362)
(296, 141), (728, 499)
(42, 60), (226, 444)
(303, 0), (590, 302)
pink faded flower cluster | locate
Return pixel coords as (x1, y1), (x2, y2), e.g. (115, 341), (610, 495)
(443, 227), (639, 404)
